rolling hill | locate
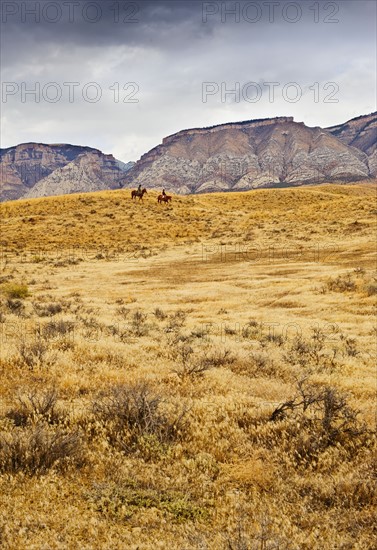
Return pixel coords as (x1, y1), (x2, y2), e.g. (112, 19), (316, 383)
(0, 183), (376, 548)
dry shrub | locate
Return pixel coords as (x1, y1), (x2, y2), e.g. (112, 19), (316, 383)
(268, 381), (372, 467)
(327, 273), (356, 292)
(6, 298), (25, 315)
(33, 301), (63, 317)
(165, 309), (187, 332)
(16, 336), (55, 369)
(171, 344), (200, 378)
(1, 283), (29, 299)
(283, 328), (338, 370)
(201, 349), (235, 369)
(247, 351), (280, 378)
(0, 424), (83, 475)
(92, 382), (188, 456)
(130, 310), (149, 336)
(172, 344), (234, 379)
(87, 479), (209, 522)
(5, 388), (64, 426)
(241, 319), (261, 340)
(224, 511), (292, 550)
(364, 282), (377, 296)
(154, 307), (167, 320)
(42, 319), (75, 340)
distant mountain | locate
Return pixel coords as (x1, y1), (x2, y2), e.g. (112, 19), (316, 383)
(23, 151), (133, 199)
(122, 114), (376, 193)
(1, 113), (376, 202)
(115, 159), (135, 172)
(326, 112), (377, 175)
(0, 143), (134, 201)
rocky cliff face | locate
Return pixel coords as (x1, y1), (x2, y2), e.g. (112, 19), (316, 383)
(23, 151), (127, 199)
(0, 143), (133, 201)
(122, 116), (374, 193)
(2, 113), (375, 201)
(326, 112), (377, 175)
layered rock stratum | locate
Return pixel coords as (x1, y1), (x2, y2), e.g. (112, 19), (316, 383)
(0, 143), (133, 201)
(122, 113), (376, 193)
(326, 112), (377, 176)
(1, 112), (375, 201)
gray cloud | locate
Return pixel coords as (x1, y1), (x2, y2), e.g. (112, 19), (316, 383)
(1, 1), (376, 161)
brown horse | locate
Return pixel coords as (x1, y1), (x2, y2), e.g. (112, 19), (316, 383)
(131, 188), (147, 200)
(157, 194), (172, 204)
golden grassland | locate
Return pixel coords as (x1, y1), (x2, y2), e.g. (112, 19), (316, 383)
(0, 183), (376, 549)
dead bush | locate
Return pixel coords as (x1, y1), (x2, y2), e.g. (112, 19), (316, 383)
(130, 310), (149, 337)
(16, 336), (55, 369)
(172, 344), (208, 379)
(284, 329), (338, 370)
(0, 424), (83, 475)
(199, 349), (235, 369)
(6, 298), (25, 315)
(92, 382), (188, 455)
(327, 273), (356, 293)
(364, 282), (377, 296)
(172, 345), (233, 379)
(154, 307), (167, 320)
(33, 301), (63, 317)
(165, 310), (187, 332)
(5, 388), (63, 426)
(1, 283), (29, 299)
(42, 319), (75, 341)
(116, 306), (130, 320)
(261, 332), (284, 347)
(241, 319), (261, 340)
(223, 510), (291, 550)
(269, 381), (371, 465)
(340, 335), (359, 357)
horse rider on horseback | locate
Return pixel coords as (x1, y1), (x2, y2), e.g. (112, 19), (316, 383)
(162, 189), (166, 197)
(138, 184), (142, 195)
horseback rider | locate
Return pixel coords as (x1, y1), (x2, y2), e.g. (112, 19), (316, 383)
(162, 188), (166, 197)
(138, 184), (142, 194)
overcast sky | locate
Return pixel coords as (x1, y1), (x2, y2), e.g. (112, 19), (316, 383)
(1, 0), (376, 162)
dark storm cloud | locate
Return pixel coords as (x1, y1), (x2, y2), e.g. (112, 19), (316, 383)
(1, 1), (209, 50)
(1, 1), (376, 160)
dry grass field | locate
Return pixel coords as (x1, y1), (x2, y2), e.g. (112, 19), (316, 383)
(0, 183), (376, 549)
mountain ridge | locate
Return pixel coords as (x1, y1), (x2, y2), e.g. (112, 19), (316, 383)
(122, 113), (376, 194)
(0, 143), (133, 202)
(1, 112), (376, 201)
